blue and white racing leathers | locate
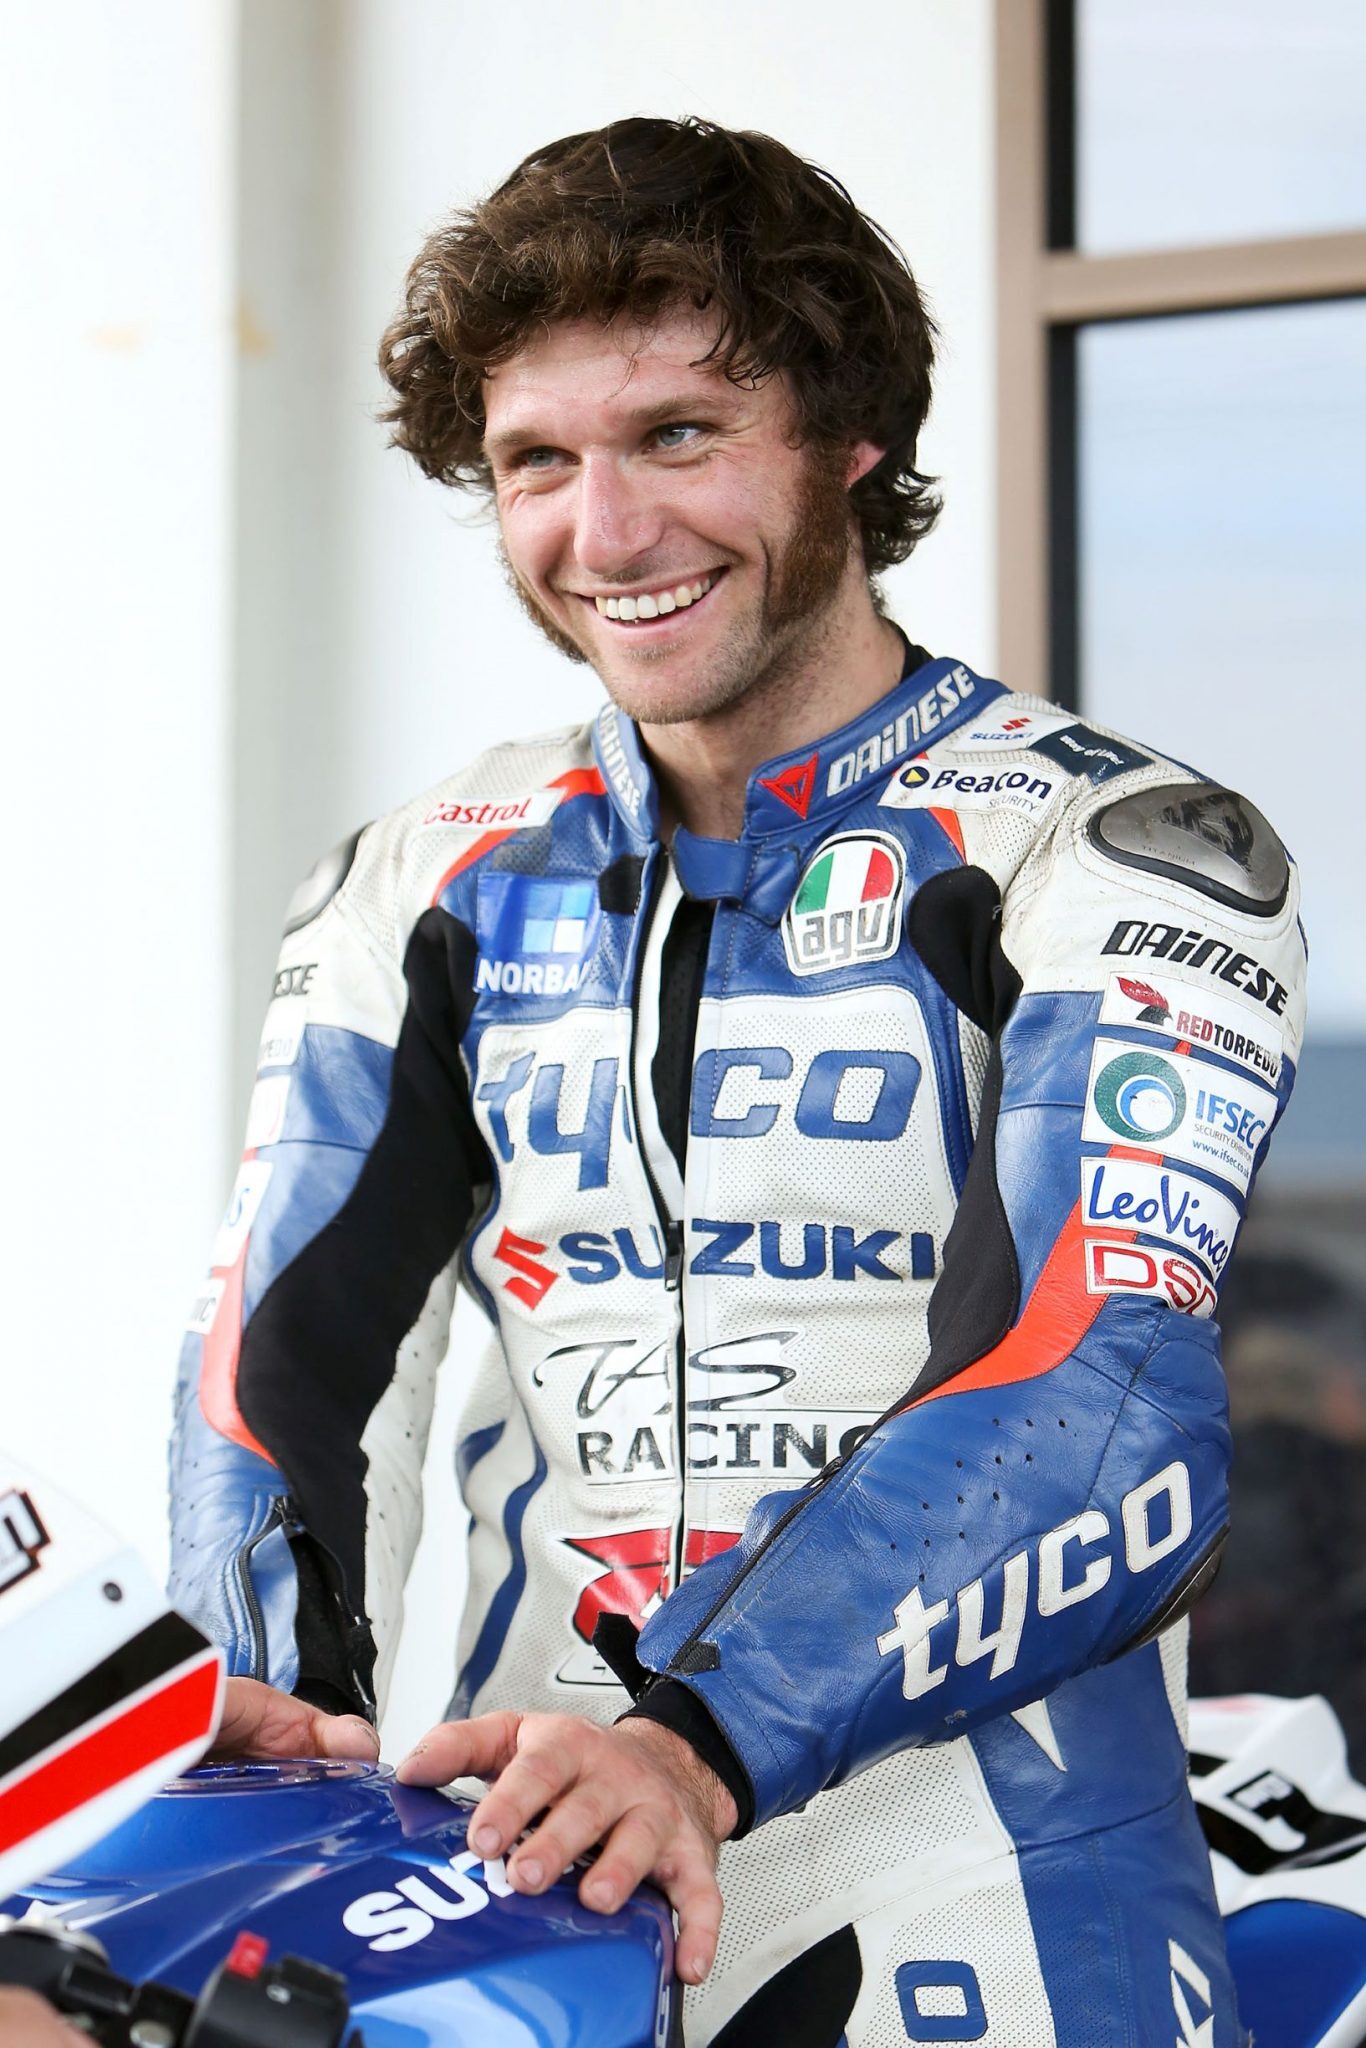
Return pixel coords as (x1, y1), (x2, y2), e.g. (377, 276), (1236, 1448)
(170, 650), (1306, 2045)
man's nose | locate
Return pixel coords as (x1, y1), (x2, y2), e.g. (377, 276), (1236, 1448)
(571, 452), (666, 579)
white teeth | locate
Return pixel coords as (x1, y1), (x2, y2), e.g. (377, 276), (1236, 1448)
(593, 571), (717, 620)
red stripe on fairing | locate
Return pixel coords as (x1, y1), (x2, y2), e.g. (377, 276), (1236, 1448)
(0, 1655), (221, 1854)
(199, 1147), (274, 1464)
(903, 1200), (1136, 1410)
(431, 766), (607, 904)
(929, 808), (965, 860)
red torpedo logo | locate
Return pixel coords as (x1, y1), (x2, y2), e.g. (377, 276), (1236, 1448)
(758, 753), (818, 820)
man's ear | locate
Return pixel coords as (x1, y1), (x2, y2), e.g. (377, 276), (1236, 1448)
(846, 439), (886, 487)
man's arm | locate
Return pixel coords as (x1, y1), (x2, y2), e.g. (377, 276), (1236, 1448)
(630, 769), (1306, 1830)
(169, 829), (487, 1718)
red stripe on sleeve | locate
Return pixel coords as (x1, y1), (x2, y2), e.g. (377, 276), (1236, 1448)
(904, 1201), (1133, 1410)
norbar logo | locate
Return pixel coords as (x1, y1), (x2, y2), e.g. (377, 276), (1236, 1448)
(781, 832), (906, 977)
(422, 791), (561, 830)
(825, 665), (976, 797)
(1102, 920), (1289, 1016)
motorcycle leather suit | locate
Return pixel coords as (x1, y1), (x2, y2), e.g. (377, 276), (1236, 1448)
(170, 648), (1307, 2045)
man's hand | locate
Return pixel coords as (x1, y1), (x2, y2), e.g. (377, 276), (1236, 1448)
(397, 1711), (737, 1984)
(0, 1988), (86, 2044)
(208, 1677), (380, 1763)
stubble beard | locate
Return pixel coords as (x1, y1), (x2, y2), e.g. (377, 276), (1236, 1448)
(498, 445), (862, 728)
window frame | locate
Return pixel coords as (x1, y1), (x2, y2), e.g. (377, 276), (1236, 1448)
(994, 0), (1366, 705)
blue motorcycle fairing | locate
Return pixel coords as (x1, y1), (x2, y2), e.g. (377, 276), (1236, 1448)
(3, 1763), (676, 2048)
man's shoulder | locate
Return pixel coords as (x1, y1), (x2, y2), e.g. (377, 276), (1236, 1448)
(319, 718), (599, 957)
(915, 681), (1293, 921)
(378, 717), (598, 843)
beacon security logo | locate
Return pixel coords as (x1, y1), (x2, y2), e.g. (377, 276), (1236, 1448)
(474, 873), (601, 997)
(781, 832), (906, 977)
(878, 758), (1061, 821)
(1082, 1041), (1278, 1196)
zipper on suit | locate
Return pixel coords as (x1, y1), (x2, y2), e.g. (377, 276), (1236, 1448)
(627, 852), (690, 1593)
(233, 1493), (293, 1681)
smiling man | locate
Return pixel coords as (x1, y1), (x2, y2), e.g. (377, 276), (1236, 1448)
(170, 119), (1306, 2044)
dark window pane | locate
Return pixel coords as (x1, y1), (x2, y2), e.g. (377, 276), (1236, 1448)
(1077, 0), (1366, 252)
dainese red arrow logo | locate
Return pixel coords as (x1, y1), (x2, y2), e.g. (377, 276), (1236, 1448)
(758, 753), (818, 820)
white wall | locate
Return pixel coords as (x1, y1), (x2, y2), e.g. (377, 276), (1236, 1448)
(0, 5), (237, 1576)
(233, 0), (995, 1754)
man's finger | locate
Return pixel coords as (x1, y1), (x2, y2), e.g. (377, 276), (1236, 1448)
(653, 1841), (725, 1986)
(465, 1727), (582, 1860)
(396, 1710), (523, 1789)
(310, 1711), (381, 1760)
(575, 1807), (662, 1914)
(505, 1779), (625, 1893)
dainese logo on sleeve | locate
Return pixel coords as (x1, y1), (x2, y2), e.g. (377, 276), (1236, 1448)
(781, 832), (906, 978)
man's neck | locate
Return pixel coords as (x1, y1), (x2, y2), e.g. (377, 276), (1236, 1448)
(637, 584), (907, 840)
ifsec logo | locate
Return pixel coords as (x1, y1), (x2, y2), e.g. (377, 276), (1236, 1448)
(1090, 1050), (1187, 1144)
(781, 831), (906, 978)
(474, 874), (600, 996)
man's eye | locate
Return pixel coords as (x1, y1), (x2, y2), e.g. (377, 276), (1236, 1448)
(519, 447), (562, 470)
(653, 423), (704, 450)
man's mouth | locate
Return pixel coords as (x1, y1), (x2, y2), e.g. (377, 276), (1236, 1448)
(588, 570), (724, 624)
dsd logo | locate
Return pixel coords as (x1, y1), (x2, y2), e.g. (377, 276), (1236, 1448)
(1084, 1240), (1217, 1318)
(781, 832), (906, 977)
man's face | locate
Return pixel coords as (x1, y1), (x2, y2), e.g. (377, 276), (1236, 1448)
(483, 308), (865, 727)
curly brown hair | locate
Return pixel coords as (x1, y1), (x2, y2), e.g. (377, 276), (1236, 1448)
(378, 117), (941, 576)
